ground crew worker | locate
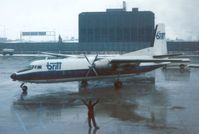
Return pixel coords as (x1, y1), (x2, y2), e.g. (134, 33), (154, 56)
(82, 99), (100, 129)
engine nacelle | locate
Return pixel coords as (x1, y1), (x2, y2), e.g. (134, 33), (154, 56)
(95, 59), (111, 69)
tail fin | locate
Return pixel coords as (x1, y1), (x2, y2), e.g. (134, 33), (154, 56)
(123, 23), (167, 56)
(153, 23), (167, 55)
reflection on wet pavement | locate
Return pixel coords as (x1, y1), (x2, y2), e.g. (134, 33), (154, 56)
(11, 80), (170, 133)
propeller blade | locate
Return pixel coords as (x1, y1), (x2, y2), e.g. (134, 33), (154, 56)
(93, 53), (98, 62)
(85, 53), (99, 77)
(84, 54), (91, 65)
(86, 68), (92, 77)
(92, 67), (98, 76)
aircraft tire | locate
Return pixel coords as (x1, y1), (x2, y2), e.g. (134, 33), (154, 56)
(162, 65), (167, 70)
(81, 80), (88, 88)
(22, 85), (28, 93)
(114, 80), (122, 89)
(179, 64), (185, 70)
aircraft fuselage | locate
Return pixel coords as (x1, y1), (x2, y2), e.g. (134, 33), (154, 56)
(10, 57), (163, 83)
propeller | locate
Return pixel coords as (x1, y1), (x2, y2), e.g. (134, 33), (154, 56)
(84, 54), (99, 76)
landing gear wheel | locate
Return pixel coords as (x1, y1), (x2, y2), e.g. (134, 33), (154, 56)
(179, 64), (185, 73)
(162, 65), (167, 70)
(22, 86), (28, 93)
(20, 83), (28, 94)
(179, 64), (185, 70)
(114, 80), (122, 89)
(81, 80), (88, 88)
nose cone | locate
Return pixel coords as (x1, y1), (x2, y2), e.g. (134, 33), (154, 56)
(10, 73), (17, 81)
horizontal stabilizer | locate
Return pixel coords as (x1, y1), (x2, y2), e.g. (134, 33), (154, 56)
(188, 64), (199, 68)
(110, 58), (190, 64)
(153, 53), (183, 58)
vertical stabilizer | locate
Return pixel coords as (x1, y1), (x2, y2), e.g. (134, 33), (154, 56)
(153, 24), (167, 55)
(123, 23), (167, 56)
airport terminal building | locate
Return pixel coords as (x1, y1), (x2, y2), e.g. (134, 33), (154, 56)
(0, 5), (199, 53)
(79, 8), (154, 43)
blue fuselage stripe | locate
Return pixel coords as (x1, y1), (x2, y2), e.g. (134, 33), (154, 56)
(16, 65), (162, 81)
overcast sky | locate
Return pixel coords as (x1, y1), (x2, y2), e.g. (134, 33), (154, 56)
(0, 0), (198, 40)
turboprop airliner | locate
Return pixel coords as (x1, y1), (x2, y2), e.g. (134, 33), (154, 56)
(10, 24), (190, 93)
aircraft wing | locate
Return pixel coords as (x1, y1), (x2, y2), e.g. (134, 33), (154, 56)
(41, 52), (79, 58)
(41, 52), (119, 59)
(110, 58), (190, 64)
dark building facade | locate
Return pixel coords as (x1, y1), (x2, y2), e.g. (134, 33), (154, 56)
(1, 41), (199, 54)
(79, 8), (154, 43)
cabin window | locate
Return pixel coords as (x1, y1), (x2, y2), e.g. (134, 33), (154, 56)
(30, 65), (42, 69)
(37, 65), (42, 69)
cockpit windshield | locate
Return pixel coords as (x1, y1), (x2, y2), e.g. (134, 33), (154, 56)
(31, 65), (42, 69)
(17, 65), (42, 73)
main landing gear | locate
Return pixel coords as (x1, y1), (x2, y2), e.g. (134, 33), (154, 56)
(114, 72), (123, 89)
(114, 80), (123, 89)
(20, 83), (28, 94)
(81, 80), (88, 88)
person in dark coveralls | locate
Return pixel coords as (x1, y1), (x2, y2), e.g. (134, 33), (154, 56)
(82, 99), (100, 129)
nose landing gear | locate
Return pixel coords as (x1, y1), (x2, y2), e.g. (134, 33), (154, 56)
(20, 83), (28, 94)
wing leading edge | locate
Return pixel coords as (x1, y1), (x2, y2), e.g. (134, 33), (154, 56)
(41, 52), (80, 58)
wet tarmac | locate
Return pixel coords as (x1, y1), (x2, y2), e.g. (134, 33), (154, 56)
(1, 56), (199, 134)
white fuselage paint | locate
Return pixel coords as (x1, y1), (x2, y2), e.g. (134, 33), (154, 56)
(14, 55), (166, 83)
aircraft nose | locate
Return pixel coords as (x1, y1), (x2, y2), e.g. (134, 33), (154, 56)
(10, 73), (17, 81)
